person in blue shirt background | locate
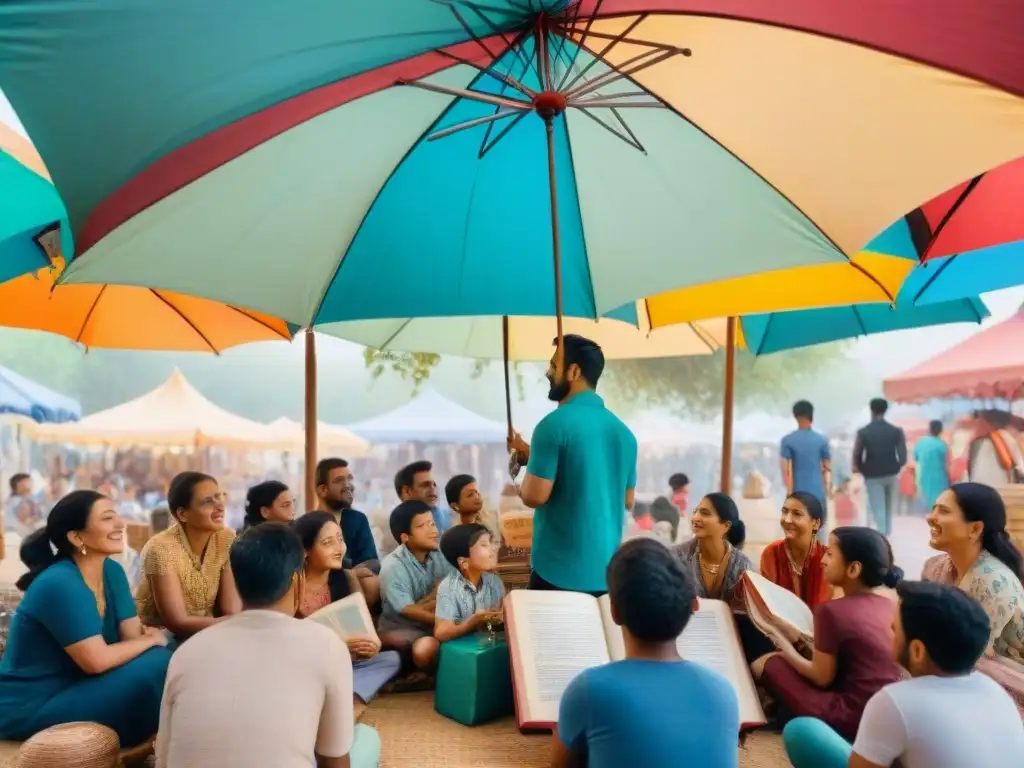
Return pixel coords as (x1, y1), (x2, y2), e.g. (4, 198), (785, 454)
(551, 538), (740, 768)
(781, 401), (832, 538)
(508, 334), (637, 595)
(394, 460), (451, 535)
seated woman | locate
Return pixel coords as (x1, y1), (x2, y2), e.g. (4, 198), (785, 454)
(760, 491), (832, 610)
(134, 472), (241, 641)
(241, 480), (295, 530)
(921, 482), (1024, 709)
(293, 512), (399, 719)
(0, 491), (171, 747)
(752, 527), (904, 741)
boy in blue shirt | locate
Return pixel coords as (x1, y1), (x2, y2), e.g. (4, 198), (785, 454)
(434, 523), (505, 643)
(552, 538), (740, 768)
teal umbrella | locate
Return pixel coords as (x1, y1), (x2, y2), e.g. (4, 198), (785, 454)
(0, 149), (70, 283)
(742, 266), (988, 355)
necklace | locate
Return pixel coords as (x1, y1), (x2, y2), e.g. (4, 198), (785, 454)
(88, 579), (105, 616)
(698, 543), (730, 575)
(784, 542), (812, 577)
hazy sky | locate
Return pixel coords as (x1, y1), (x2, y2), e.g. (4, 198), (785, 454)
(2, 87), (1021, 381)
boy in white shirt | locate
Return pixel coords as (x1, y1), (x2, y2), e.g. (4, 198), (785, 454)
(784, 580), (1024, 768)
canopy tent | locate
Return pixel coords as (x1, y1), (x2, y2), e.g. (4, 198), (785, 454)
(27, 369), (292, 448)
(267, 417), (369, 457)
(884, 309), (1024, 403)
(346, 389), (507, 445)
(0, 364), (81, 424)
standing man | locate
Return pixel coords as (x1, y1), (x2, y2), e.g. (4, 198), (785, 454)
(781, 401), (831, 540)
(853, 398), (907, 536)
(394, 460), (451, 534)
(314, 458), (378, 571)
(509, 334), (637, 596)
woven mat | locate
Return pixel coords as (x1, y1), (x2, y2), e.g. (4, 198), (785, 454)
(361, 692), (790, 768)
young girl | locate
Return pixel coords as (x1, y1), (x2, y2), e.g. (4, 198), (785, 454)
(753, 527), (904, 740)
(293, 512), (399, 719)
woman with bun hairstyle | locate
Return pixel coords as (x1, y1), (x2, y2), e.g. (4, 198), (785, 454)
(752, 527), (904, 740)
(921, 482), (1024, 707)
(242, 480), (295, 530)
(0, 491), (170, 746)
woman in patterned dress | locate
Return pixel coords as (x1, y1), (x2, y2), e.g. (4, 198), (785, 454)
(294, 512), (399, 720)
(921, 482), (1024, 709)
(134, 472), (241, 642)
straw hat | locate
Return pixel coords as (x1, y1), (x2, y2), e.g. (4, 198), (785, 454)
(14, 723), (119, 768)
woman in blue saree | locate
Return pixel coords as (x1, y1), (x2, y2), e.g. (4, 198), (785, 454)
(0, 490), (171, 747)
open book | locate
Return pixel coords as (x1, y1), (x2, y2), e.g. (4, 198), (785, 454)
(305, 592), (380, 645)
(742, 571), (814, 648)
(504, 590), (765, 732)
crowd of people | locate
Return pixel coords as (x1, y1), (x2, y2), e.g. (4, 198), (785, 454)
(0, 333), (1021, 768)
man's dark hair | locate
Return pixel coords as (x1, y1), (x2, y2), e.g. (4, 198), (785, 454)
(555, 334), (605, 388)
(315, 457), (348, 487)
(389, 499), (434, 543)
(650, 496), (681, 540)
(394, 460), (432, 497)
(929, 419), (943, 437)
(439, 523), (491, 569)
(792, 400), (814, 421)
(607, 538), (695, 642)
(445, 474), (476, 507)
(8, 473), (29, 495)
(896, 581), (990, 675)
(668, 473), (689, 492)
(870, 397), (889, 417)
(229, 523), (305, 608)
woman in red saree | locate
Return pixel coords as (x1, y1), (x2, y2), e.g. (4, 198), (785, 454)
(760, 491), (832, 610)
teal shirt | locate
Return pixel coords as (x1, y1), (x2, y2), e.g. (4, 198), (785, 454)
(527, 391), (637, 592)
(0, 558), (138, 734)
(914, 435), (950, 509)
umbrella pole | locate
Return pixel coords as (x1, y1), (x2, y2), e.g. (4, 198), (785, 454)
(544, 114), (565, 374)
(304, 328), (318, 511)
(502, 316), (513, 440)
(720, 316), (737, 493)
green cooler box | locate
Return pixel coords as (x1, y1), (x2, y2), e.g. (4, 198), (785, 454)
(434, 633), (514, 726)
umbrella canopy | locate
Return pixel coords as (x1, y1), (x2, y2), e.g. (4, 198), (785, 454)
(346, 389), (508, 445)
(267, 417), (369, 457)
(740, 269), (989, 355)
(317, 302), (730, 360)
(0, 364), (81, 424)
(3, 2), (1023, 324)
(0, 147), (67, 284)
(883, 309), (1024, 403)
(27, 369), (291, 448)
(0, 131), (293, 352)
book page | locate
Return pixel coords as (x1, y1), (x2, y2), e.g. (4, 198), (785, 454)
(677, 599), (766, 728)
(305, 592), (379, 644)
(506, 590), (610, 727)
(597, 594), (626, 662)
(744, 571), (814, 640)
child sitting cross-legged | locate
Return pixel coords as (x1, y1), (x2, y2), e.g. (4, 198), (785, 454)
(434, 524), (506, 643)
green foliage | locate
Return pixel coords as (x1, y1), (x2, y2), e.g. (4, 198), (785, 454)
(362, 343), (849, 417)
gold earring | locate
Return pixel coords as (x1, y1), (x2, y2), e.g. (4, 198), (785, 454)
(80, 545), (87, 555)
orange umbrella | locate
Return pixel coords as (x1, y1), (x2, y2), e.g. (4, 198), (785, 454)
(0, 125), (291, 352)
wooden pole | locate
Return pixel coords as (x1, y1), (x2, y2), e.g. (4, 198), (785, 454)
(502, 316), (513, 441)
(304, 328), (318, 511)
(720, 316), (737, 494)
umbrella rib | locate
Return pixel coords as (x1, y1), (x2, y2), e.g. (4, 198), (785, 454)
(478, 28), (536, 158)
(566, 47), (689, 101)
(428, 109), (523, 140)
(444, 2), (502, 62)
(572, 105), (644, 153)
(558, 11), (645, 93)
(479, 110), (528, 158)
(224, 305), (291, 340)
(556, 0), (610, 90)
(75, 284), (108, 346)
(910, 254), (955, 305)
(549, 0), (584, 79)
(924, 174), (984, 260)
(378, 318), (416, 351)
(688, 322), (719, 353)
(459, 3), (536, 78)
(149, 289), (220, 354)
(851, 306), (869, 337)
(608, 106), (646, 153)
(436, 49), (536, 98)
(396, 80), (530, 111)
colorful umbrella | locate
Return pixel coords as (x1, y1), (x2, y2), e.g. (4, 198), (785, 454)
(0, 132), (293, 352)
(0, 1), (1021, 327)
(909, 244), (1024, 306)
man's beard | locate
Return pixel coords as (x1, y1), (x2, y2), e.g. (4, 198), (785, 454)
(547, 375), (570, 402)
(323, 495), (350, 512)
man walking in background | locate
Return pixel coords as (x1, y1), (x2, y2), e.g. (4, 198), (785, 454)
(781, 401), (831, 504)
(853, 398), (907, 536)
(508, 334), (637, 596)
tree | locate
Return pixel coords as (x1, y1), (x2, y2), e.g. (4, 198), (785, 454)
(363, 342), (850, 418)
